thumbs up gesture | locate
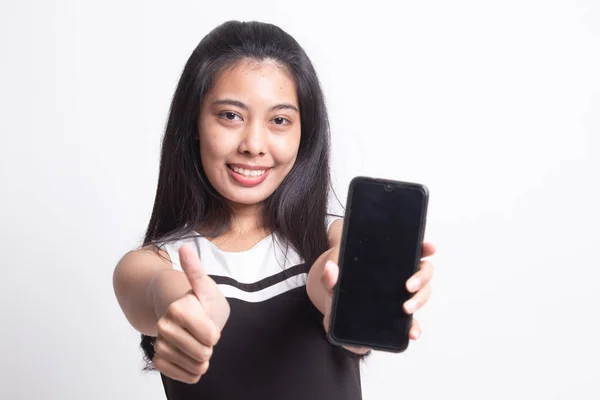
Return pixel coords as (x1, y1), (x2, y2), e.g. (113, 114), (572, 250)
(153, 244), (230, 384)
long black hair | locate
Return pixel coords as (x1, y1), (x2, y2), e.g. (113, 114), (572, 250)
(139, 20), (334, 370)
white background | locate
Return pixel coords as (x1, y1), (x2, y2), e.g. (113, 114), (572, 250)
(1, 0), (599, 399)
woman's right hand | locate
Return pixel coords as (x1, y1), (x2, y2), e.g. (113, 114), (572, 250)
(153, 244), (230, 384)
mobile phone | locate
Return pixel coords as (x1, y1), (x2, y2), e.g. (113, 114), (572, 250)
(328, 176), (429, 353)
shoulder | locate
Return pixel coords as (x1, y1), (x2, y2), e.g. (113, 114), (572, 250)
(116, 231), (198, 275)
(112, 245), (172, 300)
(115, 245), (172, 273)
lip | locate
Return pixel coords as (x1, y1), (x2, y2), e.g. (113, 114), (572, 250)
(228, 163), (272, 170)
(227, 164), (272, 187)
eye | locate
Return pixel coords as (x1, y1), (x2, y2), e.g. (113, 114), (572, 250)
(272, 117), (290, 125)
(219, 112), (242, 122)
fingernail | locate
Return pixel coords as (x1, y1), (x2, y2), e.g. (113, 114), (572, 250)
(407, 278), (420, 292)
(323, 261), (332, 277)
(325, 260), (336, 271)
(405, 300), (417, 313)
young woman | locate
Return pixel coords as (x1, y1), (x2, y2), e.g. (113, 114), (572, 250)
(113, 20), (436, 399)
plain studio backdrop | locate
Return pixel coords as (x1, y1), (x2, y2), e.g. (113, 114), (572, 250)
(1, 0), (599, 399)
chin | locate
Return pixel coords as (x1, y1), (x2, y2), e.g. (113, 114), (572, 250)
(224, 186), (278, 206)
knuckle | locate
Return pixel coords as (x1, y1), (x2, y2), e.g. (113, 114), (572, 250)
(154, 340), (166, 356)
(191, 362), (205, 376)
(156, 319), (170, 334)
(199, 361), (210, 375)
(207, 328), (221, 346)
(200, 345), (213, 361)
(194, 345), (213, 363)
(167, 302), (186, 321)
(213, 330), (222, 345)
(153, 356), (165, 372)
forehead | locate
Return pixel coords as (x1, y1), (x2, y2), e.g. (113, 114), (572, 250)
(206, 59), (298, 106)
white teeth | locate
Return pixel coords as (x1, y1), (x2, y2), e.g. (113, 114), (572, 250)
(231, 166), (266, 178)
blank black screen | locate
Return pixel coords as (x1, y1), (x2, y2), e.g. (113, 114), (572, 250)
(331, 179), (426, 350)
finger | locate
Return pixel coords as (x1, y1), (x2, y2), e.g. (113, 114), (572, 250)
(321, 260), (339, 293)
(154, 338), (210, 377)
(406, 260), (434, 293)
(403, 283), (432, 314)
(409, 318), (421, 340)
(157, 316), (215, 360)
(171, 302), (221, 347)
(153, 356), (201, 385)
(421, 242), (436, 258)
(179, 311), (221, 348)
(179, 244), (206, 297)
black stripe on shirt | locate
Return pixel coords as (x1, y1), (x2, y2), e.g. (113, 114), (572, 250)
(210, 263), (309, 292)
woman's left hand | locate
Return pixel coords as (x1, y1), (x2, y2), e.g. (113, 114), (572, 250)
(403, 242), (436, 340)
(321, 241), (436, 353)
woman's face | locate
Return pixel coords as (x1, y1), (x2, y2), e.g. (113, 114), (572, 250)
(198, 59), (301, 207)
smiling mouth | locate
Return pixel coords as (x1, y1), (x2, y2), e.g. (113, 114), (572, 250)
(227, 164), (270, 178)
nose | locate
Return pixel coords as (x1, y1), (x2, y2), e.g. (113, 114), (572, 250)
(238, 120), (267, 156)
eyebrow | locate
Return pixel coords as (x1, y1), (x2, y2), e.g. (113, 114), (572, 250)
(212, 98), (299, 113)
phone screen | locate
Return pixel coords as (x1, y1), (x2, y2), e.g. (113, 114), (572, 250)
(330, 178), (428, 351)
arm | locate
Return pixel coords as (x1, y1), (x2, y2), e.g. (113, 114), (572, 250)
(112, 246), (193, 336)
(115, 243), (228, 384)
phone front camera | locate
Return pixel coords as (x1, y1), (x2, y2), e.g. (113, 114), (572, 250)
(384, 184), (393, 192)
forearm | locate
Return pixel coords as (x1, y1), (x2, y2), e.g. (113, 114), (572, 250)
(113, 248), (191, 337)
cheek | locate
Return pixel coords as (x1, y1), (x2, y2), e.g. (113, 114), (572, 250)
(199, 128), (233, 164)
(200, 134), (219, 160)
(272, 131), (301, 166)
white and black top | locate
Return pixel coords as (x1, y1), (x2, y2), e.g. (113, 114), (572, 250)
(158, 220), (362, 399)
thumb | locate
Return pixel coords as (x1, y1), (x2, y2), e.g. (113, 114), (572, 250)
(321, 260), (339, 293)
(179, 243), (206, 297)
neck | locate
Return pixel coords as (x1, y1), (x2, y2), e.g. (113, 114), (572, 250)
(228, 201), (265, 234)
(202, 202), (272, 251)
(196, 201), (270, 239)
